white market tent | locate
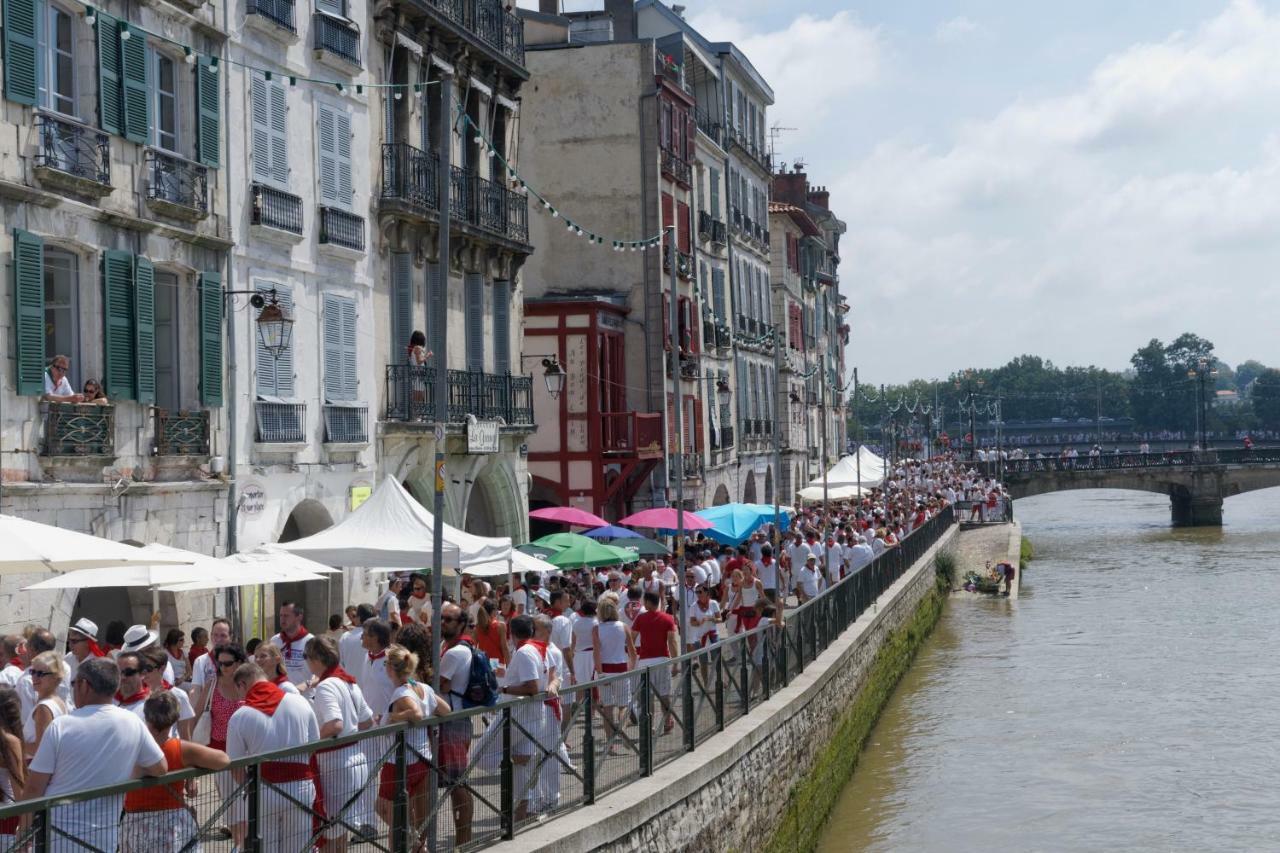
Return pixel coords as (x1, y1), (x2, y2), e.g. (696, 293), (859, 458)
(275, 476), (511, 571)
(797, 483), (870, 502)
(807, 447), (885, 490)
(0, 515), (193, 575)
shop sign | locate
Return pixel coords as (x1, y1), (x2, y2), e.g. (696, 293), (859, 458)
(468, 419), (500, 454)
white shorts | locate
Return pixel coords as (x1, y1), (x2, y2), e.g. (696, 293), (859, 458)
(119, 808), (202, 852)
(637, 657), (672, 697)
(315, 744), (369, 839)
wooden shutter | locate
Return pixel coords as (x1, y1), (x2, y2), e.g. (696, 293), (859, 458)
(322, 294), (344, 401)
(341, 297), (357, 399)
(712, 269), (725, 321)
(2, 0), (38, 105)
(134, 256), (155, 403)
(391, 252), (413, 359)
(121, 25), (149, 144)
(677, 202), (690, 253)
(196, 62), (220, 167)
(96, 14), (123, 135)
(199, 271), (223, 406)
(101, 250), (136, 400)
(335, 110), (352, 208)
(250, 77), (270, 181)
(11, 229), (45, 396)
(465, 273), (484, 372)
(492, 280), (511, 374)
(317, 103), (350, 207)
(269, 83), (288, 185)
(693, 399), (704, 451)
(316, 0), (345, 17)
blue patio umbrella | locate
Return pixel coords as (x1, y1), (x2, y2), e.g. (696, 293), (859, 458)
(582, 525), (643, 540)
(695, 503), (791, 545)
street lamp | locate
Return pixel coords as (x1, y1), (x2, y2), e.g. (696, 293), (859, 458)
(253, 292), (294, 361)
(1187, 357), (1218, 451)
(953, 369), (985, 463)
(520, 353), (568, 398)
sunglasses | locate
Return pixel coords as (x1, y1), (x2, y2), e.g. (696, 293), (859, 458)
(68, 637), (88, 645)
(440, 616), (463, 623)
(217, 659), (238, 668)
(120, 668), (142, 677)
(29, 670), (52, 679)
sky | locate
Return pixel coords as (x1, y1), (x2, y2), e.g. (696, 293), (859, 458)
(519, 1), (1280, 384)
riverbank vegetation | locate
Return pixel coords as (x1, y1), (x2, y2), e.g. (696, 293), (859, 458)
(1021, 536), (1034, 568)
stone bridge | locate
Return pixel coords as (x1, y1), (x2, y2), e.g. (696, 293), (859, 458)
(979, 447), (1280, 526)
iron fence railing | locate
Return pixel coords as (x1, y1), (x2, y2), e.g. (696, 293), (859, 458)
(251, 182), (304, 234)
(385, 365), (533, 426)
(0, 508), (955, 852)
(34, 112), (110, 187)
(380, 142), (439, 211)
(145, 148), (208, 215)
(319, 206), (366, 251)
(153, 408), (210, 455)
(323, 402), (369, 443)
(255, 400), (306, 443)
(42, 403), (114, 456)
(694, 106), (722, 145)
(424, 0), (525, 67)
(982, 446), (1280, 476)
(248, 0), (295, 31)
(661, 148), (692, 185)
(313, 13), (361, 66)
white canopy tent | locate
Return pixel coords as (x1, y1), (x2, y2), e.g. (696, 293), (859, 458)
(807, 447), (885, 493)
(0, 515), (193, 575)
(797, 483), (870, 502)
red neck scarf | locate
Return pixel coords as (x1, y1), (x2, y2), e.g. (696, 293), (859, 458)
(161, 680), (173, 690)
(321, 664), (357, 685)
(367, 649), (387, 663)
(521, 639), (549, 660)
(244, 681), (286, 716)
(116, 683), (150, 705)
(272, 672), (290, 686)
(549, 607), (564, 618)
(86, 641), (108, 658)
(7, 658), (21, 670)
(277, 627), (310, 653)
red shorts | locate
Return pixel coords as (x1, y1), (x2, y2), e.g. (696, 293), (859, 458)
(378, 760), (429, 801)
(436, 719), (471, 783)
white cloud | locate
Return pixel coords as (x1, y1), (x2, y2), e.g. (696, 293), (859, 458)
(934, 16), (983, 45)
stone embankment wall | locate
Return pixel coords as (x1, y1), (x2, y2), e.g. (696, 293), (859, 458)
(493, 524), (960, 853)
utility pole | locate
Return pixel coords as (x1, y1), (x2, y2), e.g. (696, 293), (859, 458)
(772, 309), (782, 544)
(820, 352), (829, 533)
(666, 226), (687, 654)
(853, 367), (860, 495)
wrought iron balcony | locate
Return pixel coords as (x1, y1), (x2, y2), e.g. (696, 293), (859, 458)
(473, 173), (506, 234)
(145, 149), (208, 218)
(42, 404), (114, 456)
(424, 0), (525, 69)
(715, 324), (732, 350)
(732, 207), (742, 229)
(255, 401), (306, 443)
(694, 106), (721, 146)
(33, 113), (110, 191)
(251, 183), (304, 235)
(313, 13), (360, 67)
(449, 165), (471, 221)
(384, 365), (533, 427)
(381, 143), (438, 212)
(661, 148), (692, 186)
(323, 403), (369, 443)
(662, 248), (694, 280)
(319, 206), (365, 251)
(446, 167), (530, 244)
(248, 0), (295, 32)
(154, 409), (210, 455)
(698, 210), (713, 241)
(506, 186), (528, 243)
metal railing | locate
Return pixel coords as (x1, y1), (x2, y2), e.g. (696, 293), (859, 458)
(153, 408), (210, 455)
(323, 402), (369, 443)
(473, 173), (507, 234)
(694, 106), (722, 145)
(654, 49), (692, 93)
(982, 446), (1280, 476)
(380, 142), (439, 211)
(247, 0), (295, 31)
(313, 13), (361, 66)
(251, 182), (304, 234)
(42, 403), (114, 456)
(255, 400), (306, 443)
(660, 148), (692, 186)
(600, 411), (663, 456)
(446, 167), (530, 243)
(384, 365), (533, 426)
(145, 148), (208, 215)
(34, 112), (110, 187)
(424, 0), (525, 68)
(319, 206), (365, 251)
(0, 508), (955, 852)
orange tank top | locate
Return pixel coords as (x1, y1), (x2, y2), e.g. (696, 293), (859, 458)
(124, 737), (186, 813)
(474, 619), (506, 664)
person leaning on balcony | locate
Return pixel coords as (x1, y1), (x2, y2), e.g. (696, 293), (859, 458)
(41, 355), (82, 403)
(81, 379), (109, 406)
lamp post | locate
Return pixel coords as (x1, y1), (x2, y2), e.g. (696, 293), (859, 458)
(954, 369), (984, 463)
(1187, 357), (1218, 452)
(520, 353), (568, 398)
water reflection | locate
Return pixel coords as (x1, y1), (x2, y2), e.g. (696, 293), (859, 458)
(817, 488), (1280, 853)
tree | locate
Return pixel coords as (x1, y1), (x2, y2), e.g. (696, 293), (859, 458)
(1252, 369), (1280, 430)
(1236, 360), (1269, 394)
(1129, 338), (1173, 430)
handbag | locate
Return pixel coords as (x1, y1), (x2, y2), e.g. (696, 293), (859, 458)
(191, 680), (214, 745)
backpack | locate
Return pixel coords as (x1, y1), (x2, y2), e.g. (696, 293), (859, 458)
(453, 639), (499, 709)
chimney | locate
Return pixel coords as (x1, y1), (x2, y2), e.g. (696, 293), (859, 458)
(605, 0), (635, 41)
(808, 186), (830, 210)
(771, 172), (807, 207)
(538, 0), (560, 12)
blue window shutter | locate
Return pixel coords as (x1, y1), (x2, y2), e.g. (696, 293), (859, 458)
(270, 82), (288, 185)
(322, 293), (343, 401)
(134, 255), (155, 403)
(96, 13), (123, 135)
(2, 0), (39, 105)
(317, 103), (337, 204)
(11, 229), (45, 396)
(101, 250), (136, 400)
(391, 252), (413, 358)
(341, 297), (357, 399)
(428, 262), (444, 369)
(120, 22), (149, 143)
(465, 273), (484, 372)
(335, 110), (352, 209)
(492, 280), (510, 373)
(198, 271), (223, 406)
(196, 61), (220, 167)
(250, 76), (270, 182)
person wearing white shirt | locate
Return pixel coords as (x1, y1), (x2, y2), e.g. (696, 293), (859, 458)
(689, 587), (721, 646)
(339, 604), (372, 680)
(226, 663), (320, 853)
(304, 637), (373, 852)
(796, 556), (822, 602)
(0, 636), (22, 688)
(190, 618), (233, 734)
(785, 537), (812, 585)
(24, 658), (167, 853)
(437, 603), (477, 843)
(41, 355), (82, 403)
(269, 602), (314, 691)
(503, 616), (559, 822)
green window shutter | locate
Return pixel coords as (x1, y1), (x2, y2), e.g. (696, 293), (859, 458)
(121, 23), (149, 144)
(391, 252), (413, 359)
(2, 0), (39, 105)
(196, 61), (220, 167)
(250, 76), (270, 181)
(96, 14), (123, 135)
(101, 249), (136, 400)
(11, 229), (45, 396)
(134, 256), (155, 403)
(322, 293), (344, 401)
(198, 271), (223, 406)
(709, 168), (720, 217)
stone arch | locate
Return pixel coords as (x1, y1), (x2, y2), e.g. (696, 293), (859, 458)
(463, 458), (527, 541)
(274, 500), (336, 639)
(764, 466), (774, 504)
(70, 539), (176, 640)
(742, 472), (757, 503)
(712, 483), (731, 506)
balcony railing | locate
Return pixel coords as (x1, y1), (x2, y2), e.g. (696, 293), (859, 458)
(42, 404), (114, 456)
(662, 248), (694, 280)
(424, 0), (525, 67)
(146, 149), (208, 217)
(251, 183), (304, 234)
(727, 125), (772, 172)
(153, 409), (210, 455)
(600, 411), (663, 457)
(449, 165), (471, 221)
(661, 148), (692, 186)
(381, 142), (438, 209)
(255, 401), (306, 443)
(676, 452), (704, 480)
(313, 13), (360, 67)
(323, 403), (369, 443)
(473, 173), (506, 234)
(446, 167), (530, 244)
(385, 365), (533, 427)
(694, 106), (721, 146)
(247, 0), (295, 31)
(319, 206), (365, 251)
(34, 113), (110, 188)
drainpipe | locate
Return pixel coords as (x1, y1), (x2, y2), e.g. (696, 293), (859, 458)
(220, 0), (239, 629)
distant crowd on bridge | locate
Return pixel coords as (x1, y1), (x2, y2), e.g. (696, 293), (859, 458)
(975, 429), (1280, 450)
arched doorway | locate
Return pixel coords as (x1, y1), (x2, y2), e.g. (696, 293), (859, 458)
(764, 467), (773, 504)
(712, 483), (730, 506)
(70, 539), (175, 643)
(274, 500), (335, 640)
(528, 475), (562, 540)
(742, 472), (757, 503)
(465, 460), (526, 540)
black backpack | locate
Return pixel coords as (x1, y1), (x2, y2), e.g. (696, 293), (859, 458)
(454, 639), (499, 708)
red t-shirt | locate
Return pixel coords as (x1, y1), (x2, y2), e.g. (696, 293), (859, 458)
(723, 556), (746, 577)
(632, 609), (677, 659)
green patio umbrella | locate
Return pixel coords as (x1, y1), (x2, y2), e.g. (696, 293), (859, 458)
(601, 536), (670, 557)
(531, 532), (597, 551)
(546, 540), (639, 569)
(516, 543), (558, 559)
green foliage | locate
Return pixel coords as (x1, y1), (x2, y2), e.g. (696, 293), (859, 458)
(934, 549), (957, 587)
(1020, 536), (1034, 569)
(1252, 369), (1280, 429)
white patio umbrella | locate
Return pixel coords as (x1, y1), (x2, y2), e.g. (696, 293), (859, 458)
(157, 547), (338, 592)
(0, 514), (193, 575)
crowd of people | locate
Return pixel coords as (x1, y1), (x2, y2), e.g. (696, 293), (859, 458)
(0, 453), (1008, 851)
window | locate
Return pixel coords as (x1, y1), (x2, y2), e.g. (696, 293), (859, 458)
(465, 273), (484, 372)
(38, 1), (76, 115)
(151, 50), (178, 152)
(709, 168), (720, 217)
(251, 76), (289, 187)
(322, 293), (357, 401)
(660, 100), (671, 151)
(390, 252), (414, 362)
(492, 280), (511, 374)
(43, 248), (80, 389)
(317, 102), (352, 208)
(255, 281), (294, 397)
(154, 271), (181, 409)
(712, 268), (726, 322)
(676, 201), (690, 253)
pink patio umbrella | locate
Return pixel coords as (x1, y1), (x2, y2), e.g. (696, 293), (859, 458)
(529, 506), (610, 528)
(617, 508), (715, 532)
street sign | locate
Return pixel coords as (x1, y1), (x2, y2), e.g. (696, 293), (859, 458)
(467, 419), (500, 454)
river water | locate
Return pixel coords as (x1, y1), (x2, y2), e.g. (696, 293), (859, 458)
(818, 488), (1280, 852)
